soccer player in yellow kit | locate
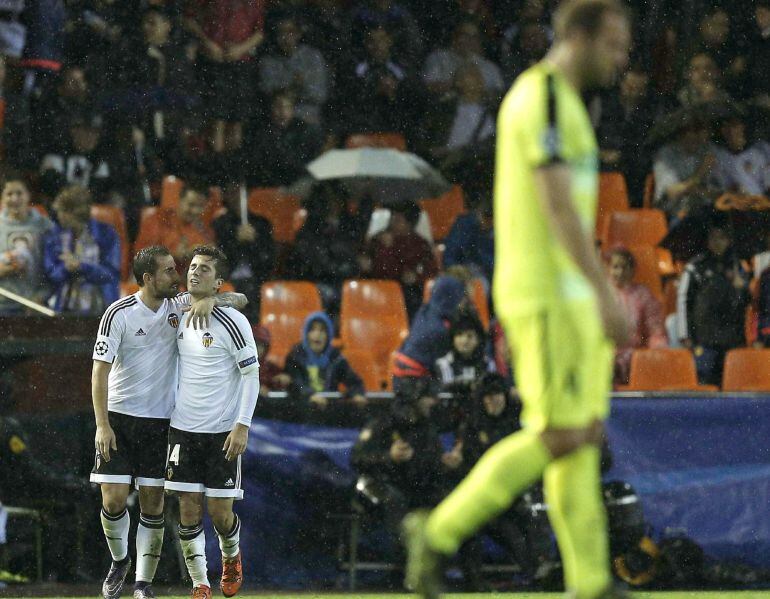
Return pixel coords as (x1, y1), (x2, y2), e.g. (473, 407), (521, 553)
(404, 1), (632, 598)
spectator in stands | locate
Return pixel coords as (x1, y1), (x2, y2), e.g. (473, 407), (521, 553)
(499, 19), (549, 84)
(361, 200), (438, 319)
(0, 175), (52, 314)
(245, 92), (324, 186)
(686, 7), (746, 97)
(351, 379), (449, 561)
(597, 65), (655, 204)
(435, 310), (495, 391)
(284, 311), (367, 411)
(298, 0), (351, 77)
(653, 113), (726, 223)
(392, 274), (467, 396)
(113, 7), (197, 166)
(676, 215), (750, 385)
(335, 26), (423, 139)
(422, 19), (504, 100)
(43, 185), (120, 314)
(185, 0), (265, 155)
(39, 112), (112, 199)
(677, 52), (731, 107)
(134, 181), (214, 272)
(349, 0), (423, 69)
(212, 181), (275, 317)
(443, 196), (494, 287)
(746, 0), (770, 104)
(253, 325), (290, 397)
(258, 14), (329, 125)
(418, 62), (495, 184)
(606, 247), (668, 386)
(714, 114), (770, 195)
(286, 182), (372, 313)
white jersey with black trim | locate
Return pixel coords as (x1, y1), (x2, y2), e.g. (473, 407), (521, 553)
(172, 306), (259, 434)
(92, 292), (190, 419)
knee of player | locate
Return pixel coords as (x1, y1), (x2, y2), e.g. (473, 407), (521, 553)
(206, 499), (234, 530)
(178, 492), (204, 524)
(101, 484), (129, 514)
(539, 427), (592, 458)
(138, 486), (165, 515)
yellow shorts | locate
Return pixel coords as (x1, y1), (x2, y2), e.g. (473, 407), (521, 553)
(500, 301), (614, 431)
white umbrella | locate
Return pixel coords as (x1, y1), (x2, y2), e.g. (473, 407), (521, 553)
(304, 148), (450, 203)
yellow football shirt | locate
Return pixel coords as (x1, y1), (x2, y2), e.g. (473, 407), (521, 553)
(493, 61), (599, 316)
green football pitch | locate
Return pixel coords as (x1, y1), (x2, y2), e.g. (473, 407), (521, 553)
(27, 593), (770, 599)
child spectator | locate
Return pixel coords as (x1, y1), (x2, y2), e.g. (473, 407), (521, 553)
(284, 311), (367, 411)
(606, 247), (668, 385)
(0, 175), (53, 314)
(435, 310), (496, 391)
(43, 185), (120, 314)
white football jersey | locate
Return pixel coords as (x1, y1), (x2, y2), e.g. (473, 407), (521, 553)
(92, 292), (189, 419)
(172, 306), (259, 434)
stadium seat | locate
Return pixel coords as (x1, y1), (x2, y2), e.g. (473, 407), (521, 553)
(596, 172), (630, 240)
(602, 209), (668, 248)
(160, 174), (184, 209)
(90, 204), (130, 280)
(260, 281), (322, 323)
(663, 277), (679, 316)
(419, 185), (465, 241)
(261, 312), (309, 368)
(623, 348), (718, 391)
(627, 245), (664, 300)
(423, 277), (489, 329)
(345, 132), (407, 151)
(203, 185), (225, 225)
(340, 280), (409, 372)
(248, 188), (302, 243)
(654, 246), (679, 277)
(643, 172), (655, 209)
(343, 348), (388, 391)
(722, 348), (770, 391)
(120, 281), (140, 297)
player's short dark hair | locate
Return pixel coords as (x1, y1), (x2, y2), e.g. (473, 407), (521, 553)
(133, 246), (173, 287)
(191, 245), (230, 280)
(553, 0), (629, 41)
(0, 170), (29, 190)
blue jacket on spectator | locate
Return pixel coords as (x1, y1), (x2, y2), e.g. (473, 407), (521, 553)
(284, 311), (365, 400)
(43, 218), (120, 314)
(759, 268), (770, 346)
(443, 212), (494, 283)
(394, 276), (466, 376)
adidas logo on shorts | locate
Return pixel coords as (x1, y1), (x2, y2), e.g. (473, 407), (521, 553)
(135, 328), (146, 336)
(224, 478), (235, 487)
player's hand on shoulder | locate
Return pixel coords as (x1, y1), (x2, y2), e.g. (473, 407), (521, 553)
(95, 424), (117, 462)
(183, 296), (216, 329)
(223, 423), (249, 461)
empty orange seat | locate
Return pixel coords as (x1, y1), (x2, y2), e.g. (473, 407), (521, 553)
(91, 204), (130, 280)
(626, 245), (663, 300)
(260, 281), (322, 323)
(248, 188), (301, 243)
(261, 312), (309, 368)
(343, 348), (388, 391)
(596, 172), (630, 240)
(160, 175), (184, 209)
(643, 172), (655, 208)
(602, 209), (668, 247)
(345, 132), (407, 151)
(624, 348), (718, 391)
(341, 279), (407, 321)
(419, 185), (465, 241)
(722, 348), (770, 391)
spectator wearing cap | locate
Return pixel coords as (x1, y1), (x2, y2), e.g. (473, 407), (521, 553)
(43, 185), (120, 314)
(253, 325), (290, 397)
(39, 112), (112, 199)
(212, 180), (275, 318)
(283, 311), (367, 412)
(361, 200), (438, 319)
(185, 0), (265, 156)
(258, 14), (329, 126)
(606, 247), (668, 386)
(443, 196), (494, 288)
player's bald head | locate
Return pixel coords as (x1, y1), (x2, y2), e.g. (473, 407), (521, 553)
(553, 0), (629, 41)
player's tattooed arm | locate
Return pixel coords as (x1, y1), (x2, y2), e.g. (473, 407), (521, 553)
(183, 293), (248, 329)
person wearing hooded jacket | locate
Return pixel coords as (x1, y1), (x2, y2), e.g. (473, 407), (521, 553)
(284, 311), (367, 413)
(391, 274), (468, 397)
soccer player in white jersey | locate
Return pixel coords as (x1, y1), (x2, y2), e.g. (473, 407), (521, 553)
(91, 245), (247, 599)
(164, 245), (259, 599)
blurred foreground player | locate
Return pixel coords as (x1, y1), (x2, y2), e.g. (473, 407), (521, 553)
(404, 1), (632, 598)
(164, 246), (259, 599)
(91, 246), (246, 599)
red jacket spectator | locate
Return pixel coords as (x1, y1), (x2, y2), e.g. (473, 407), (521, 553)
(188, 0), (265, 61)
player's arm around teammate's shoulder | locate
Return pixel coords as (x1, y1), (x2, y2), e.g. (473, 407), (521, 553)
(174, 290), (249, 330)
(223, 309), (260, 461)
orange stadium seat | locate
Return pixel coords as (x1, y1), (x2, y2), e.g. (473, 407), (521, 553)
(341, 279), (407, 320)
(627, 245), (664, 300)
(90, 204), (130, 280)
(602, 209), (668, 248)
(643, 172), (655, 208)
(596, 172), (630, 240)
(722, 348), (770, 391)
(260, 281), (322, 323)
(345, 132), (407, 151)
(623, 348), (718, 391)
(419, 185), (465, 241)
(343, 348), (388, 391)
(160, 175), (184, 209)
(248, 188), (302, 243)
(261, 312), (309, 368)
